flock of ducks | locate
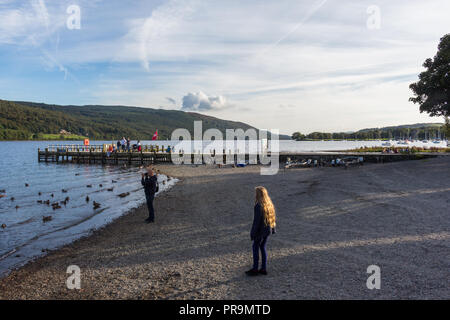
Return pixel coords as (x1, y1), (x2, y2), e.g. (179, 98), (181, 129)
(0, 177), (133, 229)
(0, 170), (172, 230)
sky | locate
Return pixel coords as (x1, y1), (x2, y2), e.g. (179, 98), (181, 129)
(0, 0), (449, 135)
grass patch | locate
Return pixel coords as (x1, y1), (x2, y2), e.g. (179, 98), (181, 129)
(39, 133), (87, 141)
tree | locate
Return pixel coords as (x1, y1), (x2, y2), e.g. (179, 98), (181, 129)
(445, 117), (450, 139)
(292, 132), (305, 141)
(410, 34), (450, 118)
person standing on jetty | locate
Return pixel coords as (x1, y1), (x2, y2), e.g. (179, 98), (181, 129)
(141, 166), (158, 223)
(246, 186), (276, 276)
(126, 137), (131, 152)
(121, 137), (127, 152)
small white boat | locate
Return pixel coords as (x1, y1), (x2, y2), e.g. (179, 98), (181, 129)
(381, 141), (392, 147)
(422, 140), (429, 143)
(432, 140), (441, 144)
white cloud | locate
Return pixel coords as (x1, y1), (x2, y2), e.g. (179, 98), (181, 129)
(0, 0), (65, 45)
(182, 91), (228, 111)
(121, 0), (198, 71)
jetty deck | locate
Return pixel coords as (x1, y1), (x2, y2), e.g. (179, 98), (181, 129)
(37, 144), (447, 166)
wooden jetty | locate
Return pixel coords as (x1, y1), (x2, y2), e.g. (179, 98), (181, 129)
(38, 144), (173, 165)
(37, 144), (447, 166)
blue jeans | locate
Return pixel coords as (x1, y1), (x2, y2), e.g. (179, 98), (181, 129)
(252, 236), (268, 270)
(145, 194), (155, 221)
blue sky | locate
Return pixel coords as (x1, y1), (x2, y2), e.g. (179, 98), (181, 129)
(1, 0), (449, 134)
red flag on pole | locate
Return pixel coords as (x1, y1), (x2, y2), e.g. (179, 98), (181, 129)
(152, 129), (158, 140)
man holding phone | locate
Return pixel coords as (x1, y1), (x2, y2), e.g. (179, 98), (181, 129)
(141, 166), (158, 223)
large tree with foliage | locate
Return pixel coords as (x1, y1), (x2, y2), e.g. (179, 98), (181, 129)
(292, 132), (306, 141)
(409, 34), (450, 118)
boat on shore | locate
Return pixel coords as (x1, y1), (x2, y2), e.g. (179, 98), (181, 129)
(397, 140), (411, 145)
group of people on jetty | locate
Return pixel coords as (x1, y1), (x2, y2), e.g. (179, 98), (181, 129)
(110, 137), (142, 153)
(105, 138), (173, 155)
(140, 165), (276, 276)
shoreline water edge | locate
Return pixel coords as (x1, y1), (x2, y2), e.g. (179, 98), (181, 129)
(0, 167), (179, 279)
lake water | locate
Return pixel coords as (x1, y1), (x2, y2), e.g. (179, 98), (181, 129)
(0, 141), (178, 277)
(0, 139), (446, 277)
(147, 139), (447, 154)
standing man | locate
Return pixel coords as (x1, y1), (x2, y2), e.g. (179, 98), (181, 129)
(141, 166), (158, 223)
(121, 137), (127, 151)
(117, 139), (121, 152)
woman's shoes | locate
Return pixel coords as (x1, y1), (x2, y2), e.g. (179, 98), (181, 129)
(245, 269), (259, 276)
(245, 269), (268, 276)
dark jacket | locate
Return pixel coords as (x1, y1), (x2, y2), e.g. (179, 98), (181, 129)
(141, 174), (158, 197)
(250, 203), (274, 240)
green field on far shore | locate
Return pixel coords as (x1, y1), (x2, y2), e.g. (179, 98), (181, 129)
(39, 133), (87, 141)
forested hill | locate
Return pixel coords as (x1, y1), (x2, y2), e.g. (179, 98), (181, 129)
(292, 123), (446, 141)
(0, 99), (258, 140)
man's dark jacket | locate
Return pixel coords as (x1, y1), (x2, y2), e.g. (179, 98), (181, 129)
(141, 174), (157, 197)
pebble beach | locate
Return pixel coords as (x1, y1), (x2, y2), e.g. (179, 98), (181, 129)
(0, 157), (449, 299)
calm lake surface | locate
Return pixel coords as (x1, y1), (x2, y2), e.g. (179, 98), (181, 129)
(0, 139), (446, 276)
(0, 141), (178, 277)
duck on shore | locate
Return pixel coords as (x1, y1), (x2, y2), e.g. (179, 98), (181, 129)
(43, 216), (52, 222)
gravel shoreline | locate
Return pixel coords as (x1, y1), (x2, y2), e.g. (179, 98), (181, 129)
(0, 158), (449, 299)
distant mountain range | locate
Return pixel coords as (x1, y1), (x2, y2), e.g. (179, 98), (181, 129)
(1, 98), (444, 141)
(357, 123), (444, 133)
(0, 99), (290, 141)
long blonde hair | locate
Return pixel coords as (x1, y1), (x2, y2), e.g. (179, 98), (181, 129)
(255, 186), (276, 228)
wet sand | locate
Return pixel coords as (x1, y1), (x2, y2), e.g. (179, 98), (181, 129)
(0, 157), (449, 299)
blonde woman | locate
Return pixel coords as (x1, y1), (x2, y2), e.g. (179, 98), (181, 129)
(246, 186), (276, 276)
